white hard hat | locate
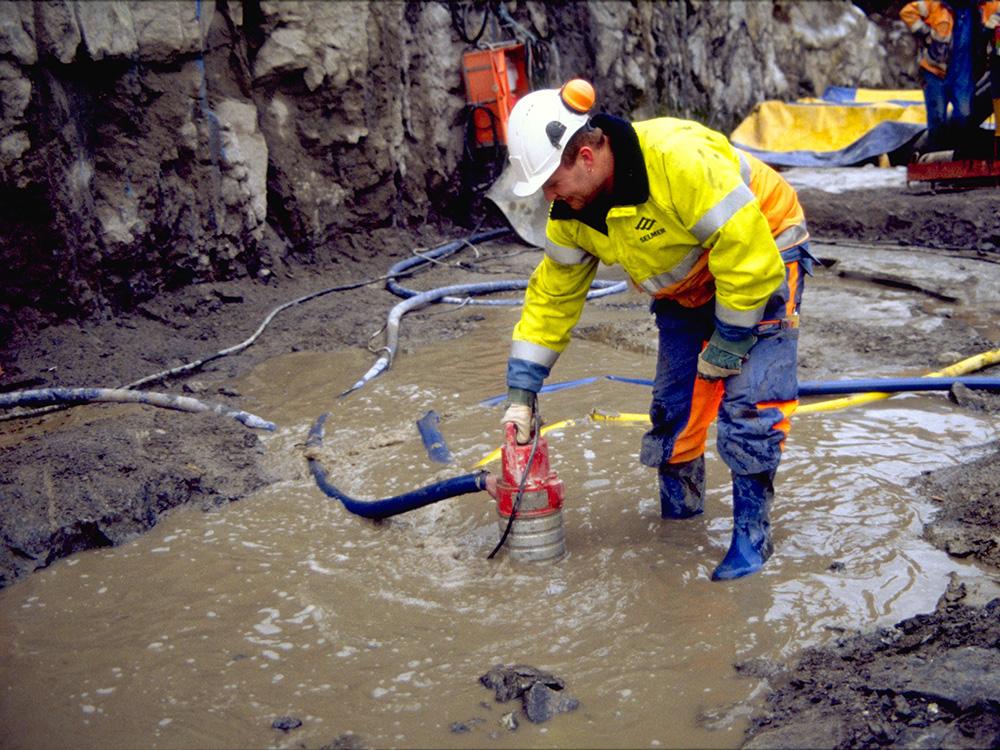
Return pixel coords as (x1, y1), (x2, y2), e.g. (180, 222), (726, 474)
(506, 80), (596, 197)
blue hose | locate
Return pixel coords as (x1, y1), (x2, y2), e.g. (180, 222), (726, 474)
(0, 386), (276, 430)
(797, 377), (1000, 395)
(480, 375), (1000, 405)
(386, 228), (511, 296)
(341, 230), (629, 397)
(306, 413), (488, 519)
(417, 410), (452, 464)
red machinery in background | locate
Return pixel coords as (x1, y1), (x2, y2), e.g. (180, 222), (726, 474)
(906, 151), (1000, 188)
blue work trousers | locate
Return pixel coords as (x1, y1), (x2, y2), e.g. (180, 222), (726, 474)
(639, 256), (806, 477)
(922, 5), (975, 151)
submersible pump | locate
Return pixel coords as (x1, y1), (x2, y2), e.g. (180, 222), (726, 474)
(494, 424), (566, 562)
(307, 414), (566, 563)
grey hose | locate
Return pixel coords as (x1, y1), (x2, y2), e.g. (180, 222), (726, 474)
(342, 281), (526, 396)
(0, 387), (276, 431)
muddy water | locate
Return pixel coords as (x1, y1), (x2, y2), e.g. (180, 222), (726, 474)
(1, 306), (996, 750)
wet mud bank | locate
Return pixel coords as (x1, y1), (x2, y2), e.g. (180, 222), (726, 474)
(742, 578), (1000, 750)
(741, 441), (1000, 748)
(2, 182), (1000, 747)
(0, 409), (272, 587)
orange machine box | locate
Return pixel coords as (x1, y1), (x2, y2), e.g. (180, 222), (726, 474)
(462, 43), (530, 147)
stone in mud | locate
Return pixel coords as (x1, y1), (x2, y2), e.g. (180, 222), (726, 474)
(478, 664), (579, 723)
(878, 647), (1000, 713)
(271, 715), (302, 731)
(523, 682), (580, 723)
(948, 382), (1000, 413)
(744, 714), (848, 750)
(479, 664), (565, 703)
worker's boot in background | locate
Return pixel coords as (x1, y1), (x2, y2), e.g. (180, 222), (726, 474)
(658, 455), (705, 518)
(711, 470), (775, 581)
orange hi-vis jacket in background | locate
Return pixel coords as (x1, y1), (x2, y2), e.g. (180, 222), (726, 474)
(983, 0), (1000, 44)
(900, 0), (958, 77)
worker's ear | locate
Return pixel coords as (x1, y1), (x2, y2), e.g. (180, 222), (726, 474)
(577, 146), (595, 170)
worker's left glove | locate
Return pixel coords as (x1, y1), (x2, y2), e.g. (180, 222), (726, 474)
(697, 330), (757, 381)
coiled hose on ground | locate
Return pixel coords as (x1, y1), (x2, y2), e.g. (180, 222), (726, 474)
(342, 278), (630, 397)
(345, 228), (630, 397)
(386, 227), (626, 306)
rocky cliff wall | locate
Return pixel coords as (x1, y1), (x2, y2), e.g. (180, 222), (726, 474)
(0, 0), (912, 333)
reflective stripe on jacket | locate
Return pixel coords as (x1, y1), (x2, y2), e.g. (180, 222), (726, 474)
(900, 0), (956, 77)
(508, 115), (807, 389)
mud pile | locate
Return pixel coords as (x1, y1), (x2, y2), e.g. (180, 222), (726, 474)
(743, 580), (1000, 750)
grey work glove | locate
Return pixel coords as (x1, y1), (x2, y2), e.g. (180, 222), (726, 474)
(501, 387), (536, 444)
(697, 330), (757, 381)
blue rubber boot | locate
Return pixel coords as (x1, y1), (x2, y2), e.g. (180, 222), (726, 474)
(711, 471), (775, 581)
(658, 455), (705, 519)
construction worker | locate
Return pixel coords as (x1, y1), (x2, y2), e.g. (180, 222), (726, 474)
(900, 0), (979, 152)
(498, 80), (813, 581)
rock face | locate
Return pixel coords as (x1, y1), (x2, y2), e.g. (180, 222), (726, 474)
(0, 1), (910, 332)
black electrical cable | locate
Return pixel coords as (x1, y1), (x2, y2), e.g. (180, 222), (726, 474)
(449, 0), (490, 45)
(487, 410), (540, 560)
(461, 104), (505, 195)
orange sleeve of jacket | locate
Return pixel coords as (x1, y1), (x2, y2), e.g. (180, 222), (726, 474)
(982, 1), (1000, 29)
(900, 1), (929, 33)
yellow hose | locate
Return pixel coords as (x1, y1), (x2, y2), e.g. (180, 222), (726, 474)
(474, 348), (1000, 464)
(589, 409), (649, 425)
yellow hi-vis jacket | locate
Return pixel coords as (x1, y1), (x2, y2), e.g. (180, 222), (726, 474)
(510, 115), (808, 379)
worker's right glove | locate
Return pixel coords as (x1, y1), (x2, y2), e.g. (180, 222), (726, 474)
(501, 387), (536, 444)
(697, 330), (757, 381)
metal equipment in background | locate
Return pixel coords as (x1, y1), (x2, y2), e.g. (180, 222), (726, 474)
(906, 70), (1000, 188)
(906, 151), (1000, 188)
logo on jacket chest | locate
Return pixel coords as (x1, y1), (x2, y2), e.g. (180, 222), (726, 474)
(635, 216), (664, 242)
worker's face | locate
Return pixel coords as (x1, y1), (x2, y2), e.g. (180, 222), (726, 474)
(541, 149), (606, 210)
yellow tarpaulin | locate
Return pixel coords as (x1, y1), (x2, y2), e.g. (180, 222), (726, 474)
(730, 87), (926, 167)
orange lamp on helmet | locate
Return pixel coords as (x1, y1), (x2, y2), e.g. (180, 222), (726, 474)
(506, 79), (596, 197)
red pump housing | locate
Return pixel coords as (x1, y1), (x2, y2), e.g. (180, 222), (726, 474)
(496, 424), (564, 518)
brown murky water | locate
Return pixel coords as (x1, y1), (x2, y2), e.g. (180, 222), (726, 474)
(1, 305), (996, 750)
